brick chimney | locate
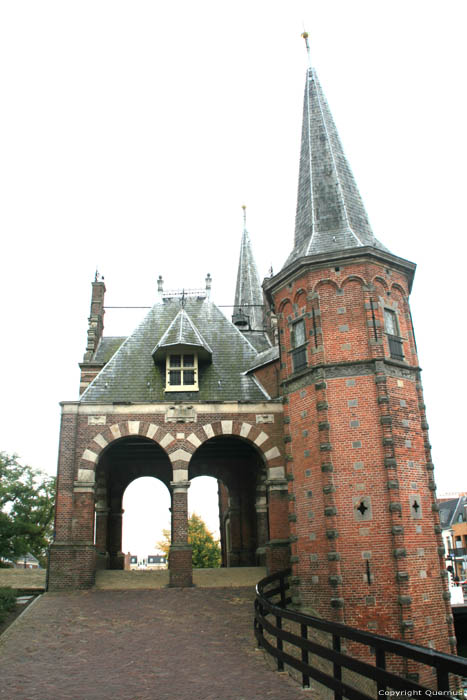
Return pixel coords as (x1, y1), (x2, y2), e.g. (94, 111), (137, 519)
(79, 273), (106, 394)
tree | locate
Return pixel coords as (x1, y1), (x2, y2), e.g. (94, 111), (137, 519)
(0, 453), (55, 566)
(157, 513), (221, 568)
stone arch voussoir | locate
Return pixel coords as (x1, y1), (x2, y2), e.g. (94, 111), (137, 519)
(79, 420), (176, 475)
(184, 420), (285, 482)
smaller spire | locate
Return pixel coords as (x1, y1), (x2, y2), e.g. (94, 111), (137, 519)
(301, 31), (311, 68)
(232, 205), (263, 331)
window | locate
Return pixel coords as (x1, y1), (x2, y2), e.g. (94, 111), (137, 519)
(384, 309), (398, 335)
(292, 319), (306, 348)
(291, 319), (307, 372)
(166, 353), (198, 391)
(384, 309), (404, 361)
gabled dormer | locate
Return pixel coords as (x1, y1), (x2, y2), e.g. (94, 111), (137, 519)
(152, 308), (212, 392)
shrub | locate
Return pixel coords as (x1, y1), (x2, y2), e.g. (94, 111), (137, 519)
(0, 587), (17, 623)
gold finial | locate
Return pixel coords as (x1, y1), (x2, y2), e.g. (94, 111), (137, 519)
(301, 31), (311, 68)
(242, 204), (247, 228)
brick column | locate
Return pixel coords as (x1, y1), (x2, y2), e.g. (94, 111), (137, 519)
(266, 479), (290, 574)
(169, 481), (193, 587)
(95, 506), (110, 570)
(255, 485), (269, 566)
(227, 493), (242, 567)
(108, 509), (124, 570)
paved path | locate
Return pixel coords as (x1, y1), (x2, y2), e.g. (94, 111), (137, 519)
(0, 587), (305, 700)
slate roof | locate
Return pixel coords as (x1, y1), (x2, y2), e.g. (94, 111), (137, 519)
(94, 337), (126, 363)
(80, 298), (268, 403)
(246, 345), (279, 373)
(439, 498), (459, 528)
(152, 308), (212, 360)
(283, 67), (389, 269)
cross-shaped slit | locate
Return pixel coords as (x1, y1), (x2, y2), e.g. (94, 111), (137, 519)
(412, 500), (420, 513)
(357, 501), (368, 516)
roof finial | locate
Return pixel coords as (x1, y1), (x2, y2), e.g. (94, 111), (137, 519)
(242, 204), (247, 230)
(301, 31), (311, 69)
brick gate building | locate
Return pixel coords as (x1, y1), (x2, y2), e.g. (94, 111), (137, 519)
(48, 48), (454, 655)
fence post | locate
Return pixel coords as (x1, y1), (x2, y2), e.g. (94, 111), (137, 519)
(301, 623), (310, 689)
(276, 613), (284, 671)
(376, 648), (386, 695)
(332, 634), (342, 700)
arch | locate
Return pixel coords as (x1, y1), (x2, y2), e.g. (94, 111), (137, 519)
(278, 298), (293, 316)
(121, 475), (171, 562)
(78, 420), (177, 477)
(341, 274), (367, 289)
(372, 275), (389, 291)
(313, 278), (340, 294)
(293, 288), (307, 306)
(187, 433), (272, 567)
(181, 419), (284, 481)
(94, 434), (173, 570)
(390, 282), (409, 300)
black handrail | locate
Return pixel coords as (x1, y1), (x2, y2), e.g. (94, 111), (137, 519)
(254, 569), (467, 697)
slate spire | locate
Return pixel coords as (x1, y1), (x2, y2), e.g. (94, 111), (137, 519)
(284, 43), (389, 268)
(232, 206), (263, 331)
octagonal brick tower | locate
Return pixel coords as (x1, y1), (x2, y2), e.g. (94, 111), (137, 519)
(264, 62), (454, 657)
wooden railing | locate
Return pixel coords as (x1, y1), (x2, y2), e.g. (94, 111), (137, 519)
(254, 569), (467, 698)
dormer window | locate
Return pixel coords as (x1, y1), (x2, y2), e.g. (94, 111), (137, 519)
(166, 353), (199, 391)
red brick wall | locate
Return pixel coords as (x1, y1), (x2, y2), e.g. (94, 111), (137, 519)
(271, 255), (454, 658)
(253, 361), (280, 398)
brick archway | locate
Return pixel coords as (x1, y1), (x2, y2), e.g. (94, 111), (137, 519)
(77, 420), (177, 480)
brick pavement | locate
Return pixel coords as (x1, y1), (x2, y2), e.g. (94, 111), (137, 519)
(0, 587), (306, 700)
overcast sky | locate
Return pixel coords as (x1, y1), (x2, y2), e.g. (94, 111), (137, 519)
(1, 1), (465, 555)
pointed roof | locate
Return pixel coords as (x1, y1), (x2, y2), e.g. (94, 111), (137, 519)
(233, 211), (264, 332)
(283, 67), (389, 268)
(152, 308), (212, 361)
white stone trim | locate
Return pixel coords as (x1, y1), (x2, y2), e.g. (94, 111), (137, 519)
(110, 424), (121, 440)
(169, 449), (192, 463)
(264, 446), (281, 461)
(187, 433), (201, 448)
(254, 432), (269, 447)
(268, 466), (285, 479)
(221, 420), (233, 434)
(203, 424), (215, 439)
(62, 402), (283, 415)
(146, 424), (159, 440)
(173, 469), (189, 482)
(93, 434), (108, 449)
(160, 433), (175, 448)
(240, 423), (252, 438)
(128, 421), (140, 435)
(77, 468), (95, 483)
(82, 449), (98, 464)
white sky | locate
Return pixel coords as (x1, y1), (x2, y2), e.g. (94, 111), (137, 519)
(1, 1), (466, 555)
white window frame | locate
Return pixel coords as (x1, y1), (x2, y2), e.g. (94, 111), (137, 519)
(165, 352), (199, 392)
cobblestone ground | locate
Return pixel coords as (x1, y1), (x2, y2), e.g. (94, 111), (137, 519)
(0, 587), (306, 700)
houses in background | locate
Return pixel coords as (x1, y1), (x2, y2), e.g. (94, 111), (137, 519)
(124, 553), (167, 571)
(439, 493), (467, 584)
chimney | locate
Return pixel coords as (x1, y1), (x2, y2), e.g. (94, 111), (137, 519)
(83, 272), (106, 362)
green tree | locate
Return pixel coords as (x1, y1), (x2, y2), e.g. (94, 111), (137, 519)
(157, 513), (221, 568)
(0, 453), (55, 566)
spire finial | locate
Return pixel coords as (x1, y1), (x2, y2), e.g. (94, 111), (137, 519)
(242, 204), (247, 230)
(301, 31), (311, 68)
